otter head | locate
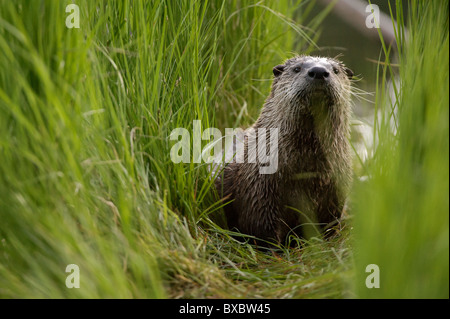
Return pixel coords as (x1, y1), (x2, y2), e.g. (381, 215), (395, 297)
(271, 55), (353, 113)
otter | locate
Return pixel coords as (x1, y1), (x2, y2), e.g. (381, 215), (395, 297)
(214, 55), (354, 246)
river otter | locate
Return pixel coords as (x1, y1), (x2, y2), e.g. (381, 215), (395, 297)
(215, 55), (354, 246)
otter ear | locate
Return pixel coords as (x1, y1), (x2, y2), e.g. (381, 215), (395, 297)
(273, 64), (285, 77)
(344, 67), (354, 79)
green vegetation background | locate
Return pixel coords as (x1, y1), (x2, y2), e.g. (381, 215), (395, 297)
(0, 0), (448, 298)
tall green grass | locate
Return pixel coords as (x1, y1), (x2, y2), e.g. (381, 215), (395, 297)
(354, 0), (449, 298)
(0, 0), (346, 298)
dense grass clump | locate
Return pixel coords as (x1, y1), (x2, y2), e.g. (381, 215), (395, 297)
(353, 0), (449, 298)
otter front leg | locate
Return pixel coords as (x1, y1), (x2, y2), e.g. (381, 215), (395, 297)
(233, 174), (287, 245)
(315, 181), (344, 233)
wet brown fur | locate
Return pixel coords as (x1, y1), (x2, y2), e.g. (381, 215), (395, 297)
(215, 55), (354, 246)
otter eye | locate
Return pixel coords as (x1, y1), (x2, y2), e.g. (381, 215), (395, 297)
(293, 67), (301, 73)
(333, 67), (339, 74)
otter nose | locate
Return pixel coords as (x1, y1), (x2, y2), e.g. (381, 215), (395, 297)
(308, 67), (329, 80)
